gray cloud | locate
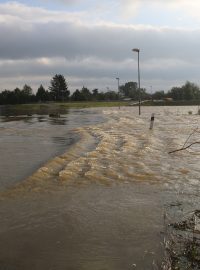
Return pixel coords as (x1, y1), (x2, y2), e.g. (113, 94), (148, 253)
(1, 21), (200, 62)
(0, 2), (200, 92)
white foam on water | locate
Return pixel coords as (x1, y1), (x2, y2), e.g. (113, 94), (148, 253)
(3, 106), (200, 195)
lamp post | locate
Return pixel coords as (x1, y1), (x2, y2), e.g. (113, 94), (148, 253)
(132, 48), (141, 115)
(150, 85), (153, 101)
(116, 77), (120, 109)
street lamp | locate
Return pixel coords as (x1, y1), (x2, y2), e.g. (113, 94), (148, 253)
(150, 85), (153, 101)
(132, 48), (141, 115)
(116, 77), (120, 109)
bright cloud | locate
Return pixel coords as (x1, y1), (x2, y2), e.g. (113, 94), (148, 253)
(120, 0), (200, 21)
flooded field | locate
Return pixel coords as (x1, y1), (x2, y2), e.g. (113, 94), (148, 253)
(0, 105), (199, 269)
(0, 108), (104, 190)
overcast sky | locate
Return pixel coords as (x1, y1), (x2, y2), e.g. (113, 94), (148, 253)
(1, 0), (200, 93)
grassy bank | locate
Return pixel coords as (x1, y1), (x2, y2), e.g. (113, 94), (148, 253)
(150, 100), (200, 106)
(1, 100), (200, 116)
(0, 101), (129, 116)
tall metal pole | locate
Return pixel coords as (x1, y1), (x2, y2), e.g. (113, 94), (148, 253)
(116, 77), (120, 109)
(138, 50), (141, 115)
(150, 85), (153, 101)
(132, 48), (141, 115)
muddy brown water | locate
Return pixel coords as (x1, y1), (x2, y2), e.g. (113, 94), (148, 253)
(0, 106), (200, 269)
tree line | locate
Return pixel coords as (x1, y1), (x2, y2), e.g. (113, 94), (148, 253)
(151, 81), (200, 101)
(0, 74), (119, 105)
(0, 74), (200, 105)
(119, 81), (200, 101)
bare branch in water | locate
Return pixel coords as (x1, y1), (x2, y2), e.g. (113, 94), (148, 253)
(169, 127), (200, 154)
(169, 141), (200, 154)
(182, 127), (199, 148)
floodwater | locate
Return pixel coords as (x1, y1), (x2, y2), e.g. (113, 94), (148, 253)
(0, 105), (200, 269)
(0, 108), (104, 190)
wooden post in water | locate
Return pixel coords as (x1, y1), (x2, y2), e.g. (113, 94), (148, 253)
(149, 113), (155, 129)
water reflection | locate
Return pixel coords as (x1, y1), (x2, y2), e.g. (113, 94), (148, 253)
(0, 115), (69, 126)
(49, 117), (68, 125)
(0, 104), (69, 117)
(37, 116), (47, 123)
(52, 134), (77, 147)
(1, 116), (29, 122)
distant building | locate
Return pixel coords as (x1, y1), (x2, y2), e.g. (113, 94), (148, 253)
(164, 98), (173, 101)
(122, 98), (132, 101)
(153, 99), (164, 103)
